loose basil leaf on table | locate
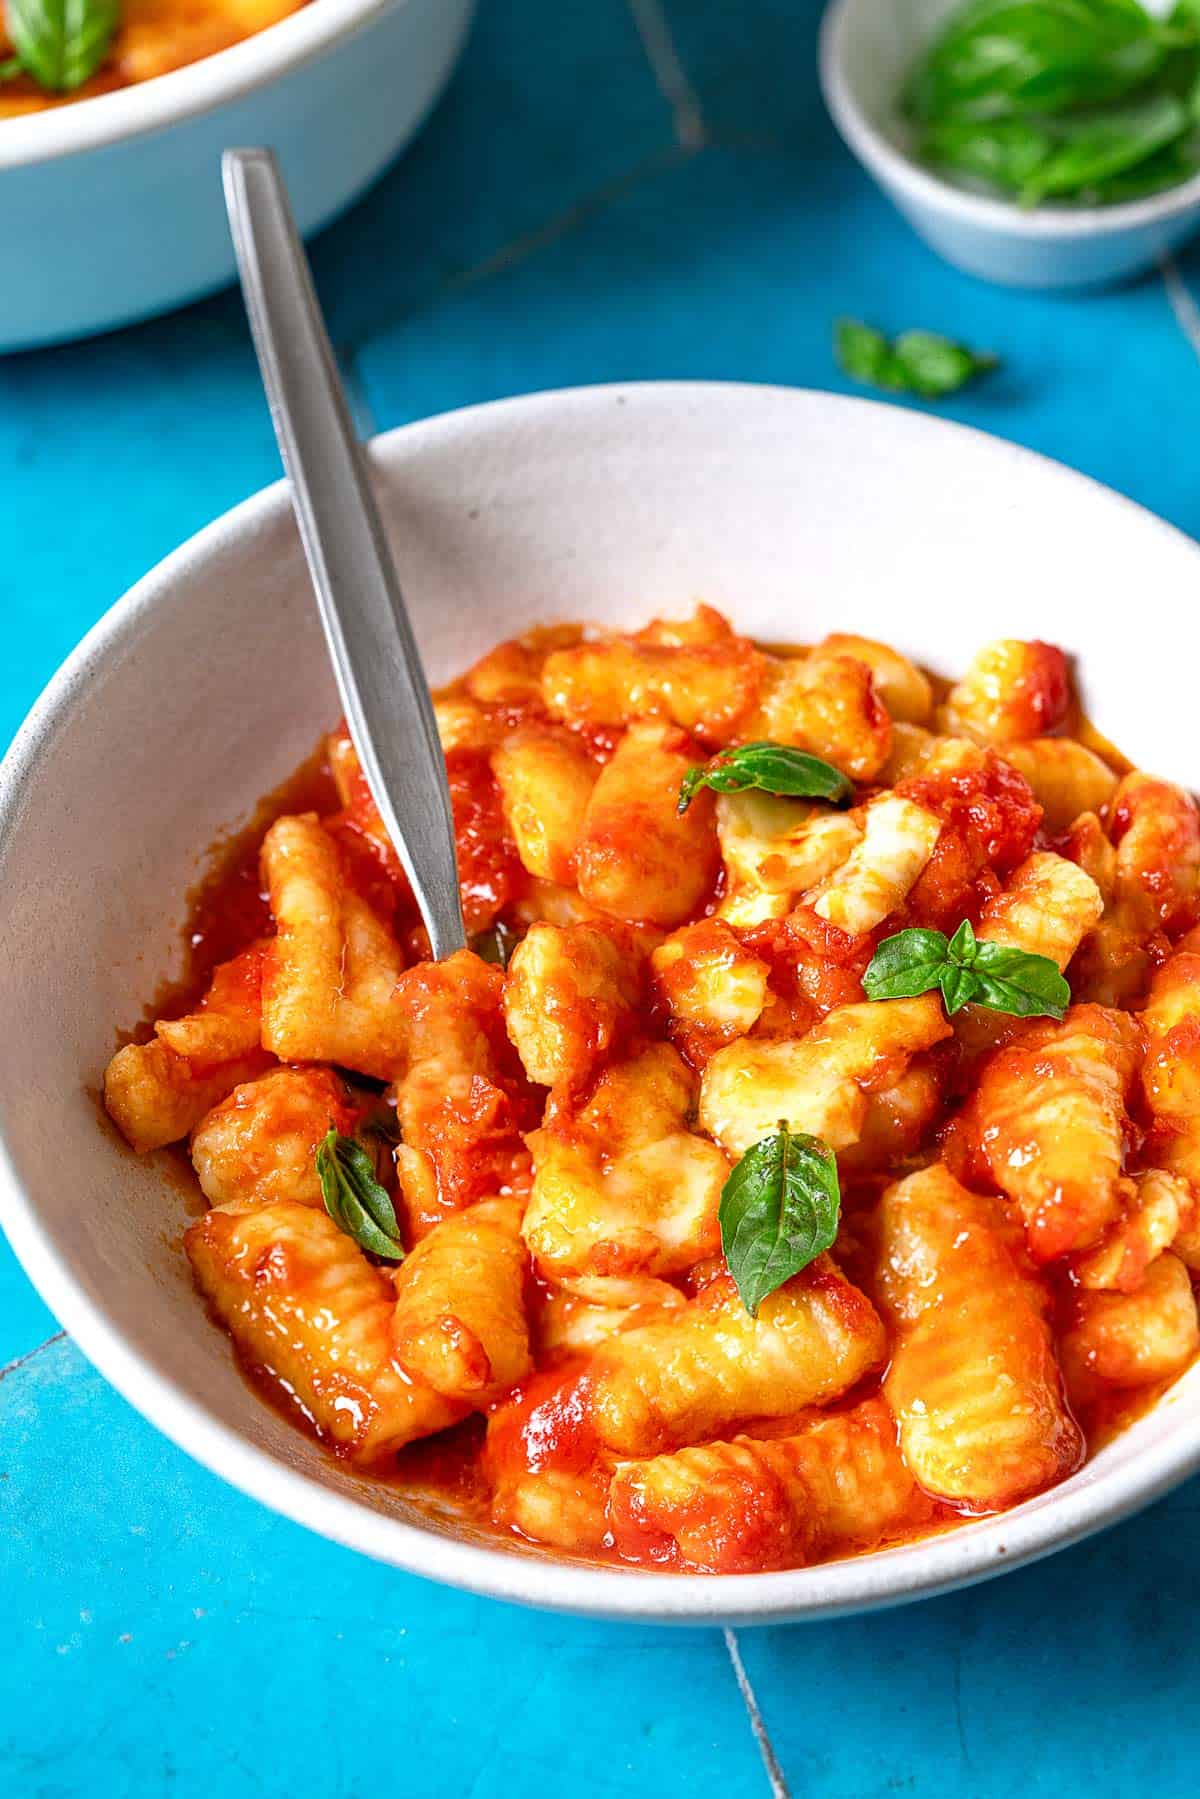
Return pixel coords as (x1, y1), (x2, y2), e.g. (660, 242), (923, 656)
(316, 1128), (406, 1261)
(863, 918), (1070, 1019)
(719, 1122), (841, 1317)
(5, 0), (119, 92)
(835, 319), (999, 400)
(677, 741), (853, 814)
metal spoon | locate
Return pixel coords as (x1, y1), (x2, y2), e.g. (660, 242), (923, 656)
(223, 146), (467, 961)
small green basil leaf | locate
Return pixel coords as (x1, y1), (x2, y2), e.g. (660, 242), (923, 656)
(316, 1128), (405, 1261)
(946, 917), (978, 965)
(939, 961), (981, 1014)
(862, 927), (952, 1001)
(720, 1122), (841, 1317)
(1019, 92), (1190, 204)
(677, 741), (853, 814)
(892, 331), (1000, 397)
(968, 940), (1071, 1018)
(6, 0), (118, 92)
(835, 318), (998, 400)
(833, 318), (897, 390)
(916, 116), (1057, 193)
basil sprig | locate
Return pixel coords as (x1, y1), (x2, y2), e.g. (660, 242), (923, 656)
(835, 319), (999, 400)
(316, 1128), (405, 1261)
(719, 1122), (841, 1317)
(4, 0), (119, 91)
(904, 0), (1200, 207)
(678, 741), (853, 815)
(863, 919), (1070, 1019)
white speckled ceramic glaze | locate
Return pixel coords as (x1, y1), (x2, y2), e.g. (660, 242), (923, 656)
(0, 0), (474, 352)
(1, 384), (1197, 1622)
(821, 0), (1200, 289)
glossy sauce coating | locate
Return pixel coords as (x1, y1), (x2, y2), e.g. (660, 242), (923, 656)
(105, 615), (1200, 1575)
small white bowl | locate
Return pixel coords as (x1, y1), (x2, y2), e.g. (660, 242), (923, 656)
(820, 0), (1200, 288)
(1, 383), (1199, 1622)
(0, 0), (474, 352)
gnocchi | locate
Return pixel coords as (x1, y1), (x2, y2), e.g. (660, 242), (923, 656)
(104, 610), (1199, 1575)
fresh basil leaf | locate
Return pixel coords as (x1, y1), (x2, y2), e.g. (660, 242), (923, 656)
(832, 318), (896, 390)
(6, 0), (118, 92)
(316, 1128), (405, 1261)
(864, 918), (1070, 1020)
(1019, 91), (1190, 202)
(917, 115), (1058, 191)
(720, 1122), (841, 1317)
(861, 927), (952, 1000)
(835, 318), (998, 400)
(1075, 124), (1200, 197)
(904, 0), (1175, 126)
(968, 939), (1071, 1017)
(0, 54), (24, 78)
(892, 330), (1000, 397)
(678, 741), (853, 814)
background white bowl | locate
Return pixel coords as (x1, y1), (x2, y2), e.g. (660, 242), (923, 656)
(1, 382), (1198, 1623)
(0, 0), (474, 353)
(821, 0), (1200, 288)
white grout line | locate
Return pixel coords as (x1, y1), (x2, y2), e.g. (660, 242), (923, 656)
(723, 1627), (793, 1799)
(1159, 250), (1200, 364)
(0, 1329), (67, 1383)
(625, 0), (708, 151)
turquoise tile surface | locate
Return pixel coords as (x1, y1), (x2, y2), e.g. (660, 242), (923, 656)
(2, 2), (1200, 1793)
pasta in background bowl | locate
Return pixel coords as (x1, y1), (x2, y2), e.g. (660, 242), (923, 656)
(1, 383), (1198, 1620)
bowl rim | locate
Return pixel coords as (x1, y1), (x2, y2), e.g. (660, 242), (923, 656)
(0, 0), (410, 171)
(819, 0), (1200, 240)
(3, 379), (1200, 1623)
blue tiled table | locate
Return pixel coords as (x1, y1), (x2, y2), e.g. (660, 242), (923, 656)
(3, 5), (1199, 1793)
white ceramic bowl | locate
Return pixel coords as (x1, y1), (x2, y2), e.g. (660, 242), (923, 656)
(1, 382), (1198, 1622)
(0, 0), (474, 353)
(821, 0), (1200, 288)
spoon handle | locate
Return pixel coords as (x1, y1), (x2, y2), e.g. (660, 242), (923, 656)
(223, 147), (467, 962)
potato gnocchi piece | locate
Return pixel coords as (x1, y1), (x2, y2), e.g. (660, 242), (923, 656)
(503, 920), (643, 1089)
(967, 1004), (1143, 1262)
(1061, 1252), (1199, 1405)
(533, 1283), (686, 1357)
(817, 634), (933, 725)
(523, 1043), (728, 1302)
(650, 918), (770, 1050)
(190, 1067), (361, 1212)
(492, 1466), (615, 1552)
(104, 943), (272, 1154)
(541, 615), (766, 745)
(875, 1166), (1082, 1507)
(716, 790), (863, 927)
(939, 639), (1071, 747)
(589, 1261), (887, 1456)
(1075, 1171), (1196, 1293)
(464, 624), (583, 706)
(511, 879), (602, 930)
(186, 1203), (464, 1463)
(392, 1196), (531, 1400)
(1001, 738), (1117, 835)
(607, 1397), (928, 1572)
(433, 694), (504, 755)
(260, 814), (406, 1080)
(114, 0), (303, 83)
(576, 721), (721, 926)
(837, 1060), (943, 1174)
(492, 730), (598, 884)
(746, 652), (891, 781)
(880, 722), (939, 785)
(976, 851), (1103, 970)
(698, 994), (951, 1161)
(809, 793), (942, 935)
(390, 950), (534, 1238)
(1111, 772), (1200, 937)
